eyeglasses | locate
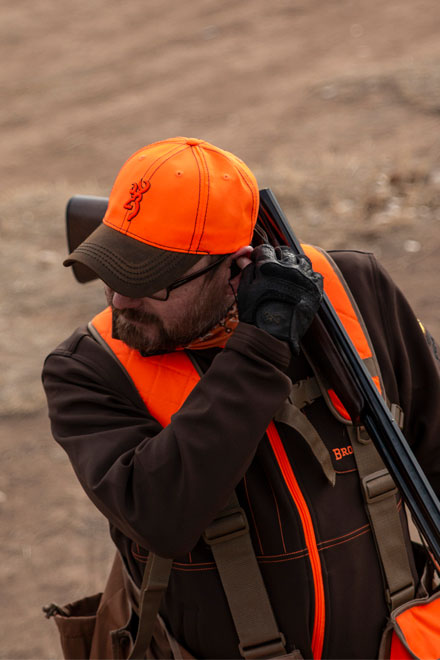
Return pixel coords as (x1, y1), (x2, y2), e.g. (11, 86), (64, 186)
(148, 255), (228, 301)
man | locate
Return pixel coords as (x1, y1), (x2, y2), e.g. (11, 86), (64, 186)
(43, 137), (440, 659)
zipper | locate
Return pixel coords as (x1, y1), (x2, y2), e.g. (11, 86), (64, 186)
(267, 421), (326, 659)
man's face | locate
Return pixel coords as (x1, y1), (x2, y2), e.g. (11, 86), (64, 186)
(105, 256), (234, 354)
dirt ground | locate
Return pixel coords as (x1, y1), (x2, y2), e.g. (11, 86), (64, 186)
(1, 1), (440, 657)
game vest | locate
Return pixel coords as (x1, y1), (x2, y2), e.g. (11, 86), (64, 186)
(89, 245), (438, 660)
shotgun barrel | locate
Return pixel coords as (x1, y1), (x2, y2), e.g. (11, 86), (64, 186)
(258, 187), (440, 565)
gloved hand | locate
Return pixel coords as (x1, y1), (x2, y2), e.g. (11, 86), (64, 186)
(237, 244), (323, 354)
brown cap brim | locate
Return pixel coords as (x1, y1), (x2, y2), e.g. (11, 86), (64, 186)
(63, 223), (204, 298)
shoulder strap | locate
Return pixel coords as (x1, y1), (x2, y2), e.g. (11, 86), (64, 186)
(187, 353), (293, 659)
(128, 491), (295, 660)
(347, 425), (415, 610)
(128, 554), (173, 660)
(203, 491), (292, 659)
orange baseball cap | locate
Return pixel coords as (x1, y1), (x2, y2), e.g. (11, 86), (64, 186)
(64, 137), (259, 297)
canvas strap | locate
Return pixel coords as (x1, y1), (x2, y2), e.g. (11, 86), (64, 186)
(274, 398), (336, 486)
(347, 424), (415, 611)
(203, 491), (290, 659)
(127, 491), (294, 660)
(276, 344), (415, 612)
(128, 553), (173, 660)
(186, 352), (292, 659)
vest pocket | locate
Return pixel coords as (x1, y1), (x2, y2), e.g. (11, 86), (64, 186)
(43, 593), (102, 659)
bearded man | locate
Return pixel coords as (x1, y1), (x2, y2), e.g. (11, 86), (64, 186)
(43, 137), (440, 660)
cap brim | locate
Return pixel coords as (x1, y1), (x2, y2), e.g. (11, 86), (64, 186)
(63, 223), (204, 298)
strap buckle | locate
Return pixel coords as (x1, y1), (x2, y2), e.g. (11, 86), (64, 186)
(203, 507), (249, 546)
(362, 469), (397, 504)
(387, 582), (415, 611)
(390, 403), (405, 430)
(239, 633), (287, 659)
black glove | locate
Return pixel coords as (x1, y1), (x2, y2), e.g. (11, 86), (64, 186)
(237, 244), (323, 354)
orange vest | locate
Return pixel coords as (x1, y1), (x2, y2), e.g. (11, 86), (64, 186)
(89, 244), (382, 426)
(89, 244), (385, 659)
(89, 247), (440, 660)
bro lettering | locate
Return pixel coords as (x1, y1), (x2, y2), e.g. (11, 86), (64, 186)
(332, 445), (354, 460)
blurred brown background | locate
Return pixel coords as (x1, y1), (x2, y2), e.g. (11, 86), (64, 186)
(1, 1), (440, 657)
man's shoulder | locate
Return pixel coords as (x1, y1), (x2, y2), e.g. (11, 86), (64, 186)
(317, 248), (398, 332)
(325, 248), (382, 298)
(48, 325), (91, 357)
(43, 323), (111, 374)
(43, 321), (142, 400)
(327, 248), (375, 273)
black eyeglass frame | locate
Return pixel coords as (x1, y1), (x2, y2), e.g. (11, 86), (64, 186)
(148, 254), (228, 300)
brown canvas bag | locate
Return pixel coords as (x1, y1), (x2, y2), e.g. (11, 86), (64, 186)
(44, 552), (132, 659)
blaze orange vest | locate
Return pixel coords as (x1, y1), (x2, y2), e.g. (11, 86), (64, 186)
(89, 244), (382, 427)
(88, 245), (432, 660)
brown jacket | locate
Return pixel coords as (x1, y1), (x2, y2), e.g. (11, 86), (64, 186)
(42, 250), (440, 659)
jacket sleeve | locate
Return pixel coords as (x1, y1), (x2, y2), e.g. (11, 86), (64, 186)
(42, 322), (292, 557)
(334, 250), (440, 496)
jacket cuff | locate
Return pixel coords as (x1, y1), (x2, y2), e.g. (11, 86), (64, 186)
(226, 322), (291, 371)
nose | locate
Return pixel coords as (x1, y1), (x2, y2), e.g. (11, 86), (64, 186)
(111, 291), (143, 310)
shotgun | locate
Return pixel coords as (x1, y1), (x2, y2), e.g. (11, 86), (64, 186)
(65, 189), (440, 564)
(258, 188), (440, 566)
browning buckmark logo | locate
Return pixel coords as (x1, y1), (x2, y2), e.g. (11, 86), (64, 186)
(123, 179), (151, 221)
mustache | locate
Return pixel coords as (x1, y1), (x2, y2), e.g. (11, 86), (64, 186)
(112, 307), (161, 325)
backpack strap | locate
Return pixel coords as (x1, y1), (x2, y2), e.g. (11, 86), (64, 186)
(203, 491), (293, 659)
(127, 490), (298, 660)
(274, 369), (415, 612)
(128, 554), (173, 660)
(347, 424), (415, 610)
(187, 353), (295, 659)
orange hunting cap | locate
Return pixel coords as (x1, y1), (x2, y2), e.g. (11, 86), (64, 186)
(64, 137), (259, 297)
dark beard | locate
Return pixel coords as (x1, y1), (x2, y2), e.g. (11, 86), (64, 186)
(111, 285), (231, 354)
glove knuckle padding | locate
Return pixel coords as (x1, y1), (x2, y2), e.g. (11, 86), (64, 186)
(237, 245), (323, 353)
(254, 244), (276, 264)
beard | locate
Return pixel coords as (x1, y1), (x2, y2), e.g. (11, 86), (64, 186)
(110, 279), (232, 354)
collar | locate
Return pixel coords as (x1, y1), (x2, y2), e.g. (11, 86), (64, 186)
(182, 303), (239, 350)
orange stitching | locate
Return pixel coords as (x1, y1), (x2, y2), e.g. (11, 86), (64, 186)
(256, 546), (308, 560)
(132, 551), (149, 563)
(317, 523), (370, 546)
(132, 526), (373, 568)
(319, 527), (370, 551)
(122, 144), (187, 227)
(258, 551), (309, 564)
